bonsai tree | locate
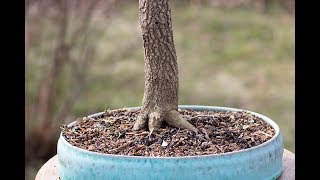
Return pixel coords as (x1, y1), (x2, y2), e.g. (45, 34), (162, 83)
(133, 0), (198, 133)
(56, 2), (285, 179)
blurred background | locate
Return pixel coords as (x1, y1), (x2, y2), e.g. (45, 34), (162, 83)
(25, 0), (294, 179)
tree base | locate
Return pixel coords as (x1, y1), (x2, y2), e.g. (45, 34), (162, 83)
(132, 109), (198, 133)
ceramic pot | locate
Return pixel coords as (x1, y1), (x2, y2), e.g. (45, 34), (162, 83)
(57, 105), (284, 180)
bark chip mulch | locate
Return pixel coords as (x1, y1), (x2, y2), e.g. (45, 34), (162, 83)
(61, 108), (275, 157)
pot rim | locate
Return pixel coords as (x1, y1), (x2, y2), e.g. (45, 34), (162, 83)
(59, 105), (281, 159)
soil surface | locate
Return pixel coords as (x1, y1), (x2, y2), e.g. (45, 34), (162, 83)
(61, 108), (275, 157)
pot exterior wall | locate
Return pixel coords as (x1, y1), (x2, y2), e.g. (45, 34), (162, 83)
(58, 105), (284, 180)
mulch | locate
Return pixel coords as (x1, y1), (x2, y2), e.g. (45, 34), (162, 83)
(61, 108), (275, 157)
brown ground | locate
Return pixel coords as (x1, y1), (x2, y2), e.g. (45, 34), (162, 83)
(61, 108), (275, 157)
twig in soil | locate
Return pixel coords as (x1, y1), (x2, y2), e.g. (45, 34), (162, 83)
(200, 128), (210, 140)
(109, 141), (133, 154)
(126, 131), (150, 136)
(148, 128), (154, 138)
(189, 115), (216, 120)
(254, 131), (273, 137)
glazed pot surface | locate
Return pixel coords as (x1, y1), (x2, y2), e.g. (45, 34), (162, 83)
(58, 105), (284, 180)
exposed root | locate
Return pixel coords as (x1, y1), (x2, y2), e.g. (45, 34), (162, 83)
(132, 109), (198, 133)
(148, 112), (163, 131)
(165, 110), (198, 133)
(132, 114), (148, 131)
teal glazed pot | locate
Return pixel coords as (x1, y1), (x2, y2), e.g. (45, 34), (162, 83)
(57, 105), (284, 180)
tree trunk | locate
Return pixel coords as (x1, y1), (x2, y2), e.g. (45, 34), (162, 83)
(133, 0), (197, 133)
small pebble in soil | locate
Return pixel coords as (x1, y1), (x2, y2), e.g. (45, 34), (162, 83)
(61, 108), (276, 157)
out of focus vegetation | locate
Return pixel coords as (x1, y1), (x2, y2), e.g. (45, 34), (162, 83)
(25, 0), (294, 179)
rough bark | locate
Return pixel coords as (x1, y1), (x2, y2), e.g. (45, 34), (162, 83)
(133, 0), (197, 133)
